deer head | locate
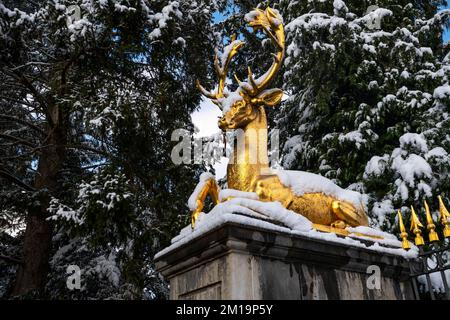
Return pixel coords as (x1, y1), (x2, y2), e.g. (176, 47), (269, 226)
(197, 8), (285, 131)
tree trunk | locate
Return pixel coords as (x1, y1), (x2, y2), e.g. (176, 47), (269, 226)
(10, 215), (52, 295)
(11, 105), (67, 296)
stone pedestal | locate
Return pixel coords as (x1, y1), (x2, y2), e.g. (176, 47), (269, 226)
(155, 221), (415, 300)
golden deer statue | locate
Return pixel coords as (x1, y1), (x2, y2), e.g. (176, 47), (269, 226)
(192, 8), (369, 235)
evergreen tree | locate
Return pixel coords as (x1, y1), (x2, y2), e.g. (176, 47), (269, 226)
(276, 0), (450, 231)
(0, 0), (219, 298)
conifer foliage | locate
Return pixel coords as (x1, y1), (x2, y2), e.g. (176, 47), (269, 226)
(277, 0), (450, 230)
(0, 0), (219, 298)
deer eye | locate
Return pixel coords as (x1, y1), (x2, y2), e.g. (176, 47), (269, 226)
(235, 101), (244, 108)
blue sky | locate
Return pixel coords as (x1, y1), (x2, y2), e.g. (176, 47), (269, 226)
(442, 3), (450, 42)
(212, 11), (225, 23)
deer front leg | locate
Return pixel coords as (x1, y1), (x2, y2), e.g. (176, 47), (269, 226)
(190, 178), (220, 229)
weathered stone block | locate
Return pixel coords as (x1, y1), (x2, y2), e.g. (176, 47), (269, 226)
(155, 222), (415, 300)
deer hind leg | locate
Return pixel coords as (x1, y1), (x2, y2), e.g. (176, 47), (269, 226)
(331, 200), (368, 227)
(191, 178), (220, 229)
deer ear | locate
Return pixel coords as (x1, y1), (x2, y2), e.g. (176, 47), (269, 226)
(257, 89), (284, 107)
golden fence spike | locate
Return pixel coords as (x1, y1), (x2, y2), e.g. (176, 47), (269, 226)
(410, 206), (425, 246)
(397, 210), (411, 251)
(438, 195), (450, 238)
(424, 200), (439, 242)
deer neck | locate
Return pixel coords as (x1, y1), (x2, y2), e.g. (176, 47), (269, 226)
(227, 106), (269, 192)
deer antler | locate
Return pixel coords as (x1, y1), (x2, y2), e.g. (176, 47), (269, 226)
(239, 7), (285, 97)
(196, 34), (244, 107)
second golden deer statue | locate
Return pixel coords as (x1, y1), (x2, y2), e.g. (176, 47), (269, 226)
(193, 7), (369, 234)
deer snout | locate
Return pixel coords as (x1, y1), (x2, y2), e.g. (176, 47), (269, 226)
(219, 116), (235, 130)
(218, 117), (227, 130)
